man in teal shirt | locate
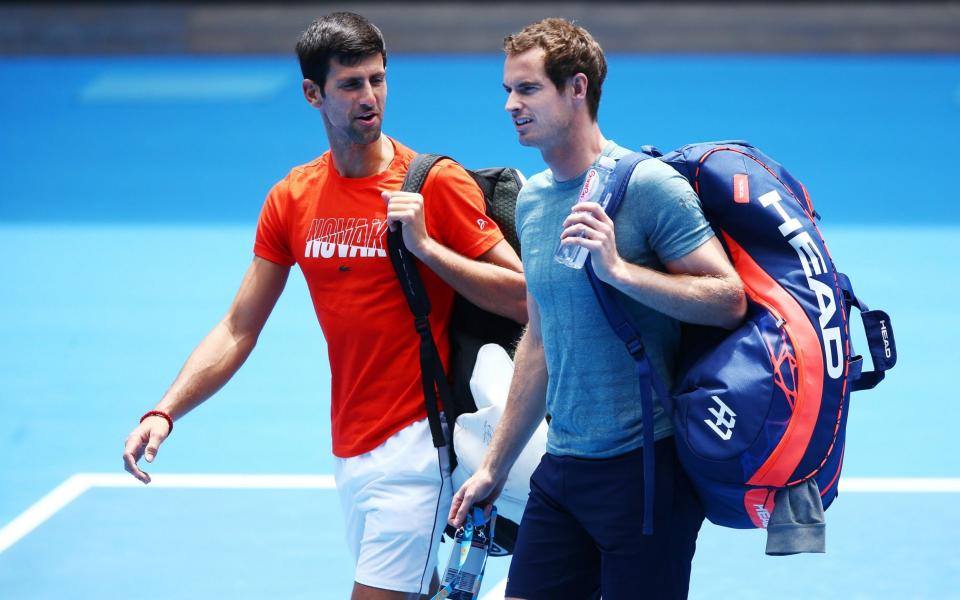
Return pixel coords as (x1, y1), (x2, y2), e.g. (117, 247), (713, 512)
(450, 18), (747, 599)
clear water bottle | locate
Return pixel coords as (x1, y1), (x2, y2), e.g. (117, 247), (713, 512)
(554, 155), (617, 269)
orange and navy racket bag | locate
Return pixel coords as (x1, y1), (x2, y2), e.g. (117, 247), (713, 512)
(586, 141), (897, 530)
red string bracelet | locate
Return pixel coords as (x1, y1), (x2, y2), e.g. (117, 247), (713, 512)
(140, 410), (173, 435)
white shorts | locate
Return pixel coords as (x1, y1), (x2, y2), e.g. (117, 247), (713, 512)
(334, 416), (453, 594)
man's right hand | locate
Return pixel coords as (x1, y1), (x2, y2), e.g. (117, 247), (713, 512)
(122, 416), (171, 484)
(448, 468), (506, 528)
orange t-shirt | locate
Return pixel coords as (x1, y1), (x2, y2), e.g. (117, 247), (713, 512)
(254, 138), (504, 457)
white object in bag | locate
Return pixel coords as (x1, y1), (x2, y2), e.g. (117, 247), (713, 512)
(452, 344), (548, 526)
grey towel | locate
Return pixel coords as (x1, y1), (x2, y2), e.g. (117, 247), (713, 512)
(765, 479), (826, 556)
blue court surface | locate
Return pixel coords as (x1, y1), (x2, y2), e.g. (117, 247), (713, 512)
(1, 54), (959, 598)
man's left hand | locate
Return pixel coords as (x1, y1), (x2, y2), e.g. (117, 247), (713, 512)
(383, 190), (433, 257)
(560, 202), (624, 282)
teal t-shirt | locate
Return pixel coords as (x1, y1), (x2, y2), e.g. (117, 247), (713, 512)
(516, 141), (715, 458)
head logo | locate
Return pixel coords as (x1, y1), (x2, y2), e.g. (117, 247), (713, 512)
(759, 189), (843, 379)
(753, 504), (771, 528)
(880, 320), (892, 359)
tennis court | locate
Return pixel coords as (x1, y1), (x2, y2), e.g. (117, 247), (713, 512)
(1, 54), (958, 598)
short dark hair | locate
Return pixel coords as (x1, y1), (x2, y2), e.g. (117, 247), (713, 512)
(504, 18), (607, 121)
(296, 12), (387, 96)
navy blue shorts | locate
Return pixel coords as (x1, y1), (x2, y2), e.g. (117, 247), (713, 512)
(504, 437), (704, 600)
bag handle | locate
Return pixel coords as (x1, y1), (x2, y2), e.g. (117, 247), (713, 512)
(835, 273), (897, 392)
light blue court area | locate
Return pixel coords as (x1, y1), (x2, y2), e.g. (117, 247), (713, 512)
(0, 485), (353, 599)
(0, 478), (512, 600)
(2, 55), (959, 598)
(694, 492), (960, 599)
(0, 478), (957, 599)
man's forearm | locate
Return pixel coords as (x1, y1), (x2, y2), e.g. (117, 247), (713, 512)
(418, 239), (527, 323)
(481, 329), (548, 480)
(155, 319), (258, 420)
(607, 261), (746, 330)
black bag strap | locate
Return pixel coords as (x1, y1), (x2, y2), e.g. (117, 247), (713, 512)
(386, 153), (455, 451)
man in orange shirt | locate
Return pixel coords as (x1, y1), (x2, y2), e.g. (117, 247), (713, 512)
(121, 12), (526, 600)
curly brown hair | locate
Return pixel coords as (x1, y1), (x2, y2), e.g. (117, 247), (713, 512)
(503, 18), (607, 121)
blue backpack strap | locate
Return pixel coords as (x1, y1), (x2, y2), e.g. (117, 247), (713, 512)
(585, 151), (668, 535)
(835, 273), (898, 392)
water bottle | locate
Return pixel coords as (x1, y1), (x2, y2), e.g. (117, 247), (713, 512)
(553, 155), (617, 269)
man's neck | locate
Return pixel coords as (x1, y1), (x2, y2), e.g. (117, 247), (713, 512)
(542, 122), (607, 182)
(329, 135), (394, 178)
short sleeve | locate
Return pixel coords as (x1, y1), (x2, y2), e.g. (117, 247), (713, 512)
(630, 161), (715, 263)
(254, 179), (296, 266)
(515, 184), (534, 248)
(422, 160), (505, 259)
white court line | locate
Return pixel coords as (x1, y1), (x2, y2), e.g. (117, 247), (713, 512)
(0, 473), (335, 555)
(79, 473), (337, 489)
(0, 475), (956, 558)
(840, 477), (960, 493)
(0, 474), (91, 554)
